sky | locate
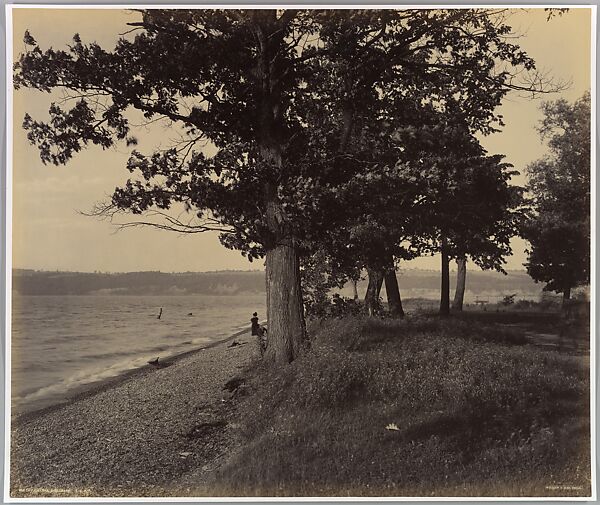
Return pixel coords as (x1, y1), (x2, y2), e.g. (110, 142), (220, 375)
(9, 7), (593, 273)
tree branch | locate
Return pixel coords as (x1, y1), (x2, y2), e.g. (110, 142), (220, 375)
(83, 201), (236, 235)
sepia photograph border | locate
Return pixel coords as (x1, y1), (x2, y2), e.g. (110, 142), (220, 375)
(2, 2), (598, 502)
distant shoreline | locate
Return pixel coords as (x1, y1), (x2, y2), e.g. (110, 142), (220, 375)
(11, 269), (542, 297)
(12, 267), (531, 273)
(10, 291), (265, 296)
(12, 268), (266, 275)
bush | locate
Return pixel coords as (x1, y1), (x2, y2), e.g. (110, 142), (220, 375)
(514, 299), (534, 310)
(501, 294), (517, 306)
(305, 294), (363, 319)
(539, 292), (561, 310)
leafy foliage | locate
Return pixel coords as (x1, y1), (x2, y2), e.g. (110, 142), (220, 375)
(404, 120), (526, 273)
(15, 9), (548, 259)
(523, 92), (591, 295)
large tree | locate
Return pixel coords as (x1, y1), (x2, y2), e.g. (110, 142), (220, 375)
(445, 154), (525, 313)
(386, 112), (525, 316)
(523, 92), (591, 303)
(15, 9), (555, 362)
(17, 10), (316, 363)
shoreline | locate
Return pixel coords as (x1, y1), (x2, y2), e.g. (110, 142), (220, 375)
(10, 325), (260, 497)
(11, 325), (253, 425)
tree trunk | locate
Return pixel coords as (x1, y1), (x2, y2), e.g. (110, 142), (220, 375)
(352, 279), (359, 300)
(262, 188), (307, 365)
(384, 265), (404, 318)
(253, 13), (307, 363)
(440, 235), (450, 316)
(253, 13), (306, 364)
(264, 239), (306, 364)
(452, 257), (467, 312)
(364, 268), (383, 316)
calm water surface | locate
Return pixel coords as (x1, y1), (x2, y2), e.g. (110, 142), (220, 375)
(11, 294), (266, 414)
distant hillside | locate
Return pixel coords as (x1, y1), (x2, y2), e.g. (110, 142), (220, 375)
(12, 268), (543, 299)
(12, 270), (266, 296)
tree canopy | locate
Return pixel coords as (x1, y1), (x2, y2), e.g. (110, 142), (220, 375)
(523, 92), (591, 300)
(15, 9), (560, 361)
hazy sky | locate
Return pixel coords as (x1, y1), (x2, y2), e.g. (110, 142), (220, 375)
(9, 8), (593, 273)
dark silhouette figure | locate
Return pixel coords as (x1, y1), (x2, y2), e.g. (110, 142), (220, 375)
(251, 312), (260, 336)
(251, 312), (268, 356)
(157, 308), (163, 320)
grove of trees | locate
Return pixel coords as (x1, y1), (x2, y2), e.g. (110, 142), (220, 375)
(15, 9), (584, 363)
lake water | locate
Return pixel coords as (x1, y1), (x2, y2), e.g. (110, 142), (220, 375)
(10, 294), (266, 414)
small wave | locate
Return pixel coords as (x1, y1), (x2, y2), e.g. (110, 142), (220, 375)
(16, 362), (58, 373)
(191, 337), (211, 345)
(43, 333), (99, 344)
(77, 350), (142, 362)
(78, 341), (189, 362)
(12, 339), (210, 411)
(14, 354), (155, 409)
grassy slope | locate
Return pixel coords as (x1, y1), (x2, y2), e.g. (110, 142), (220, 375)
(212, 314), (590, 497)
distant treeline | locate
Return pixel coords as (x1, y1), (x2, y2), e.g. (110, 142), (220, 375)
(12, 268), (540, 297)
(12, 270), (266, 296)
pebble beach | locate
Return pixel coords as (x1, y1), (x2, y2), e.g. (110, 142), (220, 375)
(10, 330), (258, 498)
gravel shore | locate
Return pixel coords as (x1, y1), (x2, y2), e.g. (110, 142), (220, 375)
(10, 331), (259, 498)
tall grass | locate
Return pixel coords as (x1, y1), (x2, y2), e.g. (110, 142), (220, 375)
(211, 315), (590, 497)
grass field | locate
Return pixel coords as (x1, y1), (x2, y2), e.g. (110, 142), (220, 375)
(211, 311), (591, 497)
